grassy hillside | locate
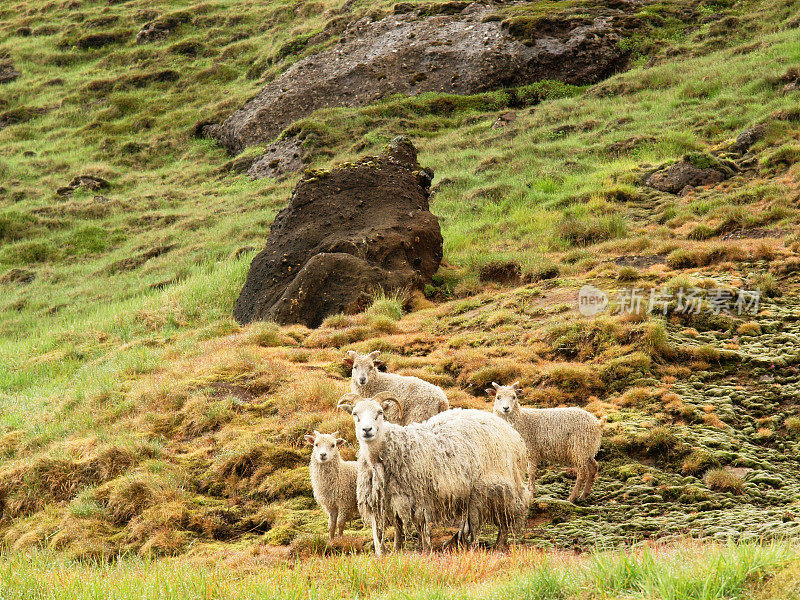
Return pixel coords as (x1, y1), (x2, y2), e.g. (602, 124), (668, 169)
(1, 0), (800, 582)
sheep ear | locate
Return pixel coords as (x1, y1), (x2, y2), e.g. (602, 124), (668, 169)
(304, 435), (315, 446)
(332, 431), (339, 438)
(337, 393), (359, 415)
(373, 359), (385, 367)
(367, 350), (381, 360)
(511, 381), (520, 389)
(336, 438), (347, 447)
(491, 382), (501, 390)
(485, 388), (497, 398)
(343, 357), (354, 367)
(347, 350), (358, 358)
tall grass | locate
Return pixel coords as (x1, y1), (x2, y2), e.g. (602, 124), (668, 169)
(0, 542), (792, 600)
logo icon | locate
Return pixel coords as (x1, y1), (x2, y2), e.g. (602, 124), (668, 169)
(578, 285), (608, 316)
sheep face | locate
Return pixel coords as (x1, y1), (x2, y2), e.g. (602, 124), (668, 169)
(487, 381), (521, 419)
(304, 430), (345, 464)
(345, 350), (382, 387)
(350, 399), (386, 444)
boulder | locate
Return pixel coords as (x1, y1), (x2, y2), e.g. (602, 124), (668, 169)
(233, 137), (442, 327)
(733, 124), (766, 153)
(645, 161), (728, 195)
(215, 3), (632, 154)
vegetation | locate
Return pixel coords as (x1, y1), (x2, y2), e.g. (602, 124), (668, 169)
(0, 542), (795, 600)
(1, 0), (800, 593)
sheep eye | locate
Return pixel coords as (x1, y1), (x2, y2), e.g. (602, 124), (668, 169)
(377, 410), (383, 416)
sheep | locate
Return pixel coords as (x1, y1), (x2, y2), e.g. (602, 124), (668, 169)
(488, 381), (607, 502)
(338, 391), (529, 555)
(344, 350), (448, 425)
(304, 430), (359, 540)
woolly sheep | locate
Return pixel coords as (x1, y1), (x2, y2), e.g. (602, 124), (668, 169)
(304, 430), (359, 540)
(489, 381), (607, 502)
(344, 350), (448, 425)
(338, 391), (529, 555)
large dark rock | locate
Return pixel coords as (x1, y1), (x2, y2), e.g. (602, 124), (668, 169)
(233, 137), (442, 327)
(645, 161), (728, 195)
(734, 124), (767, 153)
(215, 3), (632, 154)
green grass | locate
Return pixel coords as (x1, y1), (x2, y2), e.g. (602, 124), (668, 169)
(1, 0), (798, 352)
(1, 0), (800, 570)
(0, 542), (792, 599)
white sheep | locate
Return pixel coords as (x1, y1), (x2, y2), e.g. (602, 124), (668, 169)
(338, 391), (529, 555)
(304, 430), (359, 540)
(489, 381), (607, 502)
(344, 350), (448, 425)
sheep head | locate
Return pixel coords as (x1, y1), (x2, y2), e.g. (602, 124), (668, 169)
(487, 381), (521, 419)
(304, 430), (346, 464)
(347, 393), (399, 445)
(345, 350), (384, 387)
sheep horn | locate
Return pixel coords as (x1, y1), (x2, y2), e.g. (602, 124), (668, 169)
(337, 392), (361, 414)
(373, 391), (403, 419)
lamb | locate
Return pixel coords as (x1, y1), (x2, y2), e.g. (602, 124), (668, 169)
(338, 391), (529, 555)
(344, 350), (448, 425)
(304, 430), (359, 540)
(489, 381), (607, 502)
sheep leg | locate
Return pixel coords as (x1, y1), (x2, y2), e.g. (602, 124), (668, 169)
(495, 519), (509, 552)
(336, 510), (348, 538)
(581, 458), (599, 499)
(527, 460), (538, 499)
(328, 508), (338, 540)
(394, 517), (404, 552)
(414, 511), (432, 553)
(371, 515), (384, 556)
(568, 467), (587, 503)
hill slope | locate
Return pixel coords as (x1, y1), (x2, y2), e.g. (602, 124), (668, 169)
(0, 0), (799, 559)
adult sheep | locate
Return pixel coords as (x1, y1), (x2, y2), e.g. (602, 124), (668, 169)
(489, 381), (606, 502)
(338, 391), (529, 554)
(344, 350), (448, 425)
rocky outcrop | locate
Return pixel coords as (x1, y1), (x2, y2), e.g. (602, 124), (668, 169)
(215, 3), (633, 154)
(646, 162), (726, 194)
(734, 124), (767, 153)
(247, 137), (306, 180)
(645, 154), (736, 195)
(233, 137), (442, 327)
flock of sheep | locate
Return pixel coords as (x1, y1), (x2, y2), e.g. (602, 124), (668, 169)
(304, 350), (606, 554)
